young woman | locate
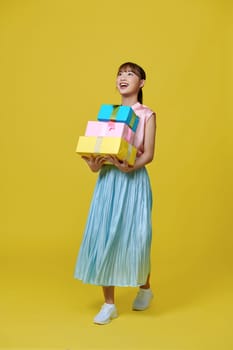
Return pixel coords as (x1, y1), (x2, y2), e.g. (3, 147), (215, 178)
(74, 62), (156, 324)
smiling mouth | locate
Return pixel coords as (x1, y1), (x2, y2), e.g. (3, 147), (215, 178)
(119, 82), (129, 88)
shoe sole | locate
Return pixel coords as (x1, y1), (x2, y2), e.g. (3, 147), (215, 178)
(94, 313), (118, 325)
(132, 306), (149, 311)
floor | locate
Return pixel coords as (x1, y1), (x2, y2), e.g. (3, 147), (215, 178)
(1, 257), (232, 350)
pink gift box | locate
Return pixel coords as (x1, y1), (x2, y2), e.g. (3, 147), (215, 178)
(84, 121), (135, 144)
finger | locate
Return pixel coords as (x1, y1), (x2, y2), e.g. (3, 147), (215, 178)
(112, 156), (121, 165)
(123, 160), (129, 167)
(103, 155), (114, 163)
(95, 156), (106, 164)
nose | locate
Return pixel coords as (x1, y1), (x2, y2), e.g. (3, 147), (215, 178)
(120, 73), (127, 80)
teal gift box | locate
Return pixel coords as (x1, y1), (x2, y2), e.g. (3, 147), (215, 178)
(97, 104), (139, 132)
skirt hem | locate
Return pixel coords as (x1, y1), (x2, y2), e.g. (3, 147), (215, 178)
(74, 278), (148, 287)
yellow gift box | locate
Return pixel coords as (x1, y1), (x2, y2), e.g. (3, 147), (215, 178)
(76, 136), (137, 166)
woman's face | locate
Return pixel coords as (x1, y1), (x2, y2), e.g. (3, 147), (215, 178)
(116, 68), (144, 97)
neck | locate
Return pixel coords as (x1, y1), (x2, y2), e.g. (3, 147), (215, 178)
(121, 96), (139, 107)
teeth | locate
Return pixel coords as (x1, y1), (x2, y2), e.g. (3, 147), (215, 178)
(120, 83), (128, 87)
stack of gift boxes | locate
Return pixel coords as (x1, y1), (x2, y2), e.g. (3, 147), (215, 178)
(76, 104), (139, 165)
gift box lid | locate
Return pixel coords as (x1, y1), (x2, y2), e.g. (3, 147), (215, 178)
(97, 104), (139, 132)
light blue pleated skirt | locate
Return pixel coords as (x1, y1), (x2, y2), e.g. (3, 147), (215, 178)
(74, 165), (152, 287)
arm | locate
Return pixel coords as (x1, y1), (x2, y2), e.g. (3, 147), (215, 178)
(133, 113), (156, 170)
(106, 113), (156, 172)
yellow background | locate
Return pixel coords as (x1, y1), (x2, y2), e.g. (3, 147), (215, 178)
(0, 0), (232, 349)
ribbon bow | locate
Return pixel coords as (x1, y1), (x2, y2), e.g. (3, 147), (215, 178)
(107, 121), (115, 131)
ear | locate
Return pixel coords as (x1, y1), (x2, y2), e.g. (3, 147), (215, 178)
(139, 79), (145, 88)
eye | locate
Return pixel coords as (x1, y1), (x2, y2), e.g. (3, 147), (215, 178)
(127, 72), (134, 76)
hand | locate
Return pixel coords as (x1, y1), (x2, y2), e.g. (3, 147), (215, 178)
(82, 155), (106, 172)
(104, 155), (134, 173)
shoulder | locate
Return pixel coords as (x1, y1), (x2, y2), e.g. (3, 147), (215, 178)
(132, 102), (156, 120)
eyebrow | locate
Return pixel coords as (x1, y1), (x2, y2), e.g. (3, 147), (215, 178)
(119, 69), (134, 73)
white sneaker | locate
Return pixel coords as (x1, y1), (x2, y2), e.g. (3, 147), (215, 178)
(94, 303), (118, 324)
(132, 288), (153, 311)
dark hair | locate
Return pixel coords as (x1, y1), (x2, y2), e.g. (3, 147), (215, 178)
(117, 62), (146, 104)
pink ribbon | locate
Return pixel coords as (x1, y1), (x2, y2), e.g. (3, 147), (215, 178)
(107, 121), (115, 131)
